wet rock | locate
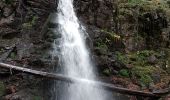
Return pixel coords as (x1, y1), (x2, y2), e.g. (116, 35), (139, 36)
(28, 58), (45, 67)
(2, 31), (20, 39)
(75, 0), (115, 29)
(94, 47), (108, 55)
(3, 90), (33, 100)
(94, 55), (109, 70)
(164, 94), (170, 100)
(151, 73), (161, 84)
(0, 69), (10, 77)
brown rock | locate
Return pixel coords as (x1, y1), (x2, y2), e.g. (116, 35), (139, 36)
(6, 85), (17, 94)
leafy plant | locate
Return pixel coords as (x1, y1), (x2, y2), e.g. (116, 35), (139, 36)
(119, 69), (130, 77)
(116, 52), (129, 64)
(128, 0), (144, 4)
(10, 52), (17, 59)
(23, 16), (38, 29)
(140, 74), (153, 86)
(103, 68), (112, 76)
(131, 65), (155, 86)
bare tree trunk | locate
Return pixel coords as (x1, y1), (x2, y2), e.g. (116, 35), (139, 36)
(0, 63), (167, 98)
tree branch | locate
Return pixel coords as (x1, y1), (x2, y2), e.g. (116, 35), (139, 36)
(0, 62), (168, 98)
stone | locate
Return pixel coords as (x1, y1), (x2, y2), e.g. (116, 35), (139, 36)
(151, 73), (161, 83)
(147, 55), (158, 64)
(6, 85), (17, 94)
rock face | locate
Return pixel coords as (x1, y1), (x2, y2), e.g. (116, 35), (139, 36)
(75, 0), (116, 30)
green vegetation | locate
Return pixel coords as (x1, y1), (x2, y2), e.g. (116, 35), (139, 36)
(9, 52), (17, 59)
(115, 50), (158, 65)
(101, 29), (121, 41)
(33, 96), (41, 100)
(103, 68), (112, 76)
(115, 50), (163, 86)
(23, 16), (38, 29)
(131, 66), (155, 86)
(119, 69), (130, 77)
(0, 82), (5, 97)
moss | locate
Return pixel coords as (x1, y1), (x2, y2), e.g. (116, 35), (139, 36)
(0, 82), (5, 97)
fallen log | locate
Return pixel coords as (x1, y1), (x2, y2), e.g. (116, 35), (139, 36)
(0, 62), (168, 98)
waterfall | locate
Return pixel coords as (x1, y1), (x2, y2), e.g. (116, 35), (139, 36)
(52, 0), (111, 100)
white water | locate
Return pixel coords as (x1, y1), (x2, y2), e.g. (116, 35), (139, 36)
(53, 0), (110, 100)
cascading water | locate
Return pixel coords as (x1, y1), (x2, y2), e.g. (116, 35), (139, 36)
(52, 0), (112, 100)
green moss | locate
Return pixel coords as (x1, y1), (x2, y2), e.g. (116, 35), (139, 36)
(0, 82), (5, 97)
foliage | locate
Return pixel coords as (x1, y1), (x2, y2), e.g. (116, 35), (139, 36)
(0, 82), (5, 97)
(128, 0), (144, 5)
(10, 52), (16, 59)
(116, 50), (160, 65)
(131, 65), (155, 86)
(119, 69), (130, 77)
(101, 29), (121, 41)
(96, 39), (107, 48)
(103, 69), (112, 76)
(115, 50), (161, 86)
(127, 0), (168, 8)
(115, 52), (128, 64)
(23, 16), (38, 29)
(33, 96), (41, 100)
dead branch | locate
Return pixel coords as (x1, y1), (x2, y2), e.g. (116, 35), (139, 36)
(0, 63), (168, 98)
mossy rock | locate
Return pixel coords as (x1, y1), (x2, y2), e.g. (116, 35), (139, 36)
(0, 82), (5, 97)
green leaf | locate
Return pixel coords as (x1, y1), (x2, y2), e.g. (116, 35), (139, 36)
(119, 69), (129, 77)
